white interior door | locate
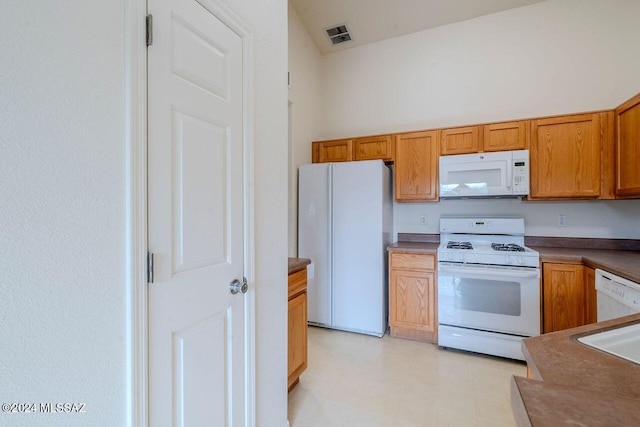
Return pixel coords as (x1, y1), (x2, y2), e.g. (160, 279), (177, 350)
(147, 0), (245, 425)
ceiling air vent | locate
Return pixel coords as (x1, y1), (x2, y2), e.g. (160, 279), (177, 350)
(324, 23), (352, 45)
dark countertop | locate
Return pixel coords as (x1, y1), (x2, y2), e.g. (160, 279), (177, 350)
(388, 242), (640, 282)
(534, 247), (640, 283)
(288, 257), (311, 275)
(387, 233), (640, 282)
(512, 313), (640, 426)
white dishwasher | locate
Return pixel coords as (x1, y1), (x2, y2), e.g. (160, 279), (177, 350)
(595, 269), (640, 321)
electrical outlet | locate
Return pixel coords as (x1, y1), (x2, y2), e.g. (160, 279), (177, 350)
(558, 215), (567, 227)
(420, 215), (427, 225)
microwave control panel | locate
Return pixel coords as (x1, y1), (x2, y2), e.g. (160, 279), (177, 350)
(512, 153), (530, 195)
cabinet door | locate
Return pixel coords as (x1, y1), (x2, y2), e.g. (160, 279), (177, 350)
(483, 120), (528, 152)
(389, 268), (435, 333)
(584, 266), (597, 325)
(615, 92), (640, 197)
(543, 263), (585, 333)
(353, 135), (393, 161)
(441, 126), (480, 155)
(287, 292), (307, 389)
(314, 139), (353, 163)
(394, 131), (439, 202)
(530, 114), (604, 199)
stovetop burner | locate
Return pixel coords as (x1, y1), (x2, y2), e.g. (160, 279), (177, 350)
(447, 241), (473, 250)
(438, 217), (539, 268)
(491, 243), (525, 252)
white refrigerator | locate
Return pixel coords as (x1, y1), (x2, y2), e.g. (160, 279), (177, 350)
(298, 160), (392, 337)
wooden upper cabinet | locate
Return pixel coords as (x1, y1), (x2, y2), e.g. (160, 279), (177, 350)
(312, 139), (352, 163)
(440, 126), (481, 155)
(615, 92), (640, 198)
(353, 135), (394, 161)
(394, 130), (439, 202)
(483, 120), (528, 152)
(530, 112), (614, 199)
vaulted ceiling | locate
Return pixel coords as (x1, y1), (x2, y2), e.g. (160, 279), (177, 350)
(290, 0), (546, 55)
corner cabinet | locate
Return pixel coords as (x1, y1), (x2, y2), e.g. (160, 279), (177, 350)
(615, 92), (640, 198)
(530, 112), (615, 200)
(394, 131), (439, 202)
(388, 252), (437, 342)
(288, 268), (308, 391)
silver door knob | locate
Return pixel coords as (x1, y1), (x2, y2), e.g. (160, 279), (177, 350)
(229, 277), (248, 294)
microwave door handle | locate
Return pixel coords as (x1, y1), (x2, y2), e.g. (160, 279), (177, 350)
(506, 162), (512, 189)
(439, 265), (539, 279)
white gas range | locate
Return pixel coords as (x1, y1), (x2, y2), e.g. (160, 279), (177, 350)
(437, 217), (540, 361)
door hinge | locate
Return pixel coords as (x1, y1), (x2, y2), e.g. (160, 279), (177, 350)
(147, 252), (154, 283)
(146, 14), (153, 47)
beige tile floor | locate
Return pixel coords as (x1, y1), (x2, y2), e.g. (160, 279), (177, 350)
(288, 326), (526, 427)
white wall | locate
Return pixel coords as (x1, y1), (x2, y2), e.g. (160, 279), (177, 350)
(288, 3), (322, 256)
(0, 1), (126, 425)
(320, 0), (640, 136)
(319, 0), (640, 240)
(1, 1), (289, 427)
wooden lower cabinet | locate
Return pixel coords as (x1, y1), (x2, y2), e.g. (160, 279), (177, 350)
(542, 262), (599, 333)
(526, 365), (535, 379)
(584, 266), (597, 325)
(388, 252), (437, 342)
(288, 269), (308, 391)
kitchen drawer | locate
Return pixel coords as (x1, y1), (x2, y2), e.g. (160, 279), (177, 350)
(390, 252), (435, 270)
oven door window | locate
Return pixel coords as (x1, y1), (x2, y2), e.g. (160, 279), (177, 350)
(456, 277), (521, 316)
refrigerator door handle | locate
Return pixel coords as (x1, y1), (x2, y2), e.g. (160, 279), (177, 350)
(328, 163), (333, 326)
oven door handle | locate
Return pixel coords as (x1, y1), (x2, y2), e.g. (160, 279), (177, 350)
(438, 264), (540, 279)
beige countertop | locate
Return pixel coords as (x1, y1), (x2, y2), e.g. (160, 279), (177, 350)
(288, 257), (311, 275)
(512, 313), (640, 426)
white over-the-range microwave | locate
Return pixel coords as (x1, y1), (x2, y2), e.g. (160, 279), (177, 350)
(439, 149), (530, 198)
